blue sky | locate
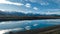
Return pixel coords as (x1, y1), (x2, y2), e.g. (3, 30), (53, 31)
(0, 0), (60, 14)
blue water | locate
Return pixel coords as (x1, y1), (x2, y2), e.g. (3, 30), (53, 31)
(0, 19), (60, 32)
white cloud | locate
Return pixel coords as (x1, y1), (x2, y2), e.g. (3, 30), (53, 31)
(40, 2), (49, 5)
(29, 0), (60, 5)
(29, 0), (49, 5)
(0, 0), (24, 6)
(29, 0), (37, 2)
(0, 9), (6, 11)
(33, 7), (38, 10)
(40, 11), (60, 15)
(25, 0), (28, 1)
(52, 0), (60, 5)
(25, 3), (31, 8)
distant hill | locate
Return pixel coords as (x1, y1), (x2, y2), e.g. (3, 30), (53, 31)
(0, 10), (60, 16)
(0, 10), (60, 21)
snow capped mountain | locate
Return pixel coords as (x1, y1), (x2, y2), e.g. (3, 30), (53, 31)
(0, 10), (60, 16)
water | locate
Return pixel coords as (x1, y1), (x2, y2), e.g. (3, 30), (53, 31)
(0, 19), (60, 34)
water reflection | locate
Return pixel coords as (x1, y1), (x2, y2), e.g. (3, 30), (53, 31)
(0, 19), (60, 34)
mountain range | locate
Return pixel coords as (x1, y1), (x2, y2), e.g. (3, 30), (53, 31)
(0, 10), (60, 16)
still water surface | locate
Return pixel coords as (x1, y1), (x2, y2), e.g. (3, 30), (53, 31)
(0, 19), (60, 34)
